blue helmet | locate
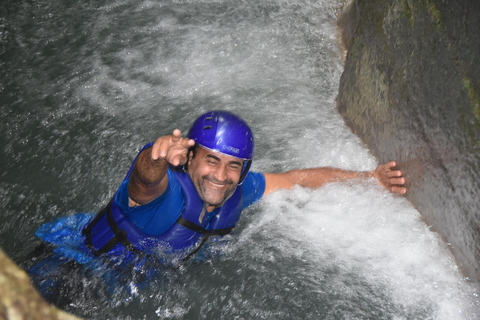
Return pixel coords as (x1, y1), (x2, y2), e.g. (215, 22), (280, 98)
(188, 110), (254, 184)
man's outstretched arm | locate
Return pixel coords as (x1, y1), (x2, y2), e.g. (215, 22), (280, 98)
(128, 129), (195, 206)
(263, 161), (406, 196)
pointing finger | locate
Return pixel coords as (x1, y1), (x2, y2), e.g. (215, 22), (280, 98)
(182, 138), (195, 149)
(171, 129), (182, 142)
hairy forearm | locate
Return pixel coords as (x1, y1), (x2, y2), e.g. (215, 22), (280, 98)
(128, 147), (169, 204)
(263, 167), (373, 195)
(285, 167), (372, 189)
(264, 161), (407, 196)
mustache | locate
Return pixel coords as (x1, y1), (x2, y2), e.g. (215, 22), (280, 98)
(203, 176), (234, 185)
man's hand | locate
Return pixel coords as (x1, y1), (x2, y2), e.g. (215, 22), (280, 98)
(128, 130), (195, 206)
(151, 129), (195, 166)
(373, 161), (406, 194)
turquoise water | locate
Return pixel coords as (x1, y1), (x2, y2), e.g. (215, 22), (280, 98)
(1, 0), (479, 318)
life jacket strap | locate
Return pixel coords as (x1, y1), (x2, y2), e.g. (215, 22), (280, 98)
(175, 216), (235, 236)
(82, 200), (110, 256)
(82, 200), (140, 257)
(181, 235), (211, 262)
(175, 215), (236, 262)
(105, 208), (141, 254)
(179, 225), (235, 262)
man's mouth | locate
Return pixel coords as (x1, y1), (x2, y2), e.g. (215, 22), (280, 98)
(209, 181), (223, 187)
(205, 178), (231, 189)
(207, 180), (226, 188)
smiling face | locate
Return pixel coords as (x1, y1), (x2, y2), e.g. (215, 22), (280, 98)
(187, 146), (243, 208)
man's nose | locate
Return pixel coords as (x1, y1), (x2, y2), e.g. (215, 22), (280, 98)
(213, 165), (228, 182)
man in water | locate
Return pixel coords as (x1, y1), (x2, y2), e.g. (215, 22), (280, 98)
(33, 110), (406, 264)
(81, 110), (406, 260)
(28, 110), (406, 305)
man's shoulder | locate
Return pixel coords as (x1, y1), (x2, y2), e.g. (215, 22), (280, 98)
(243, 171), (265, 183)
(240, 171), (266, 209)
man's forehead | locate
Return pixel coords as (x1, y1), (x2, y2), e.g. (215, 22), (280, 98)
(197, 146), (243, 162)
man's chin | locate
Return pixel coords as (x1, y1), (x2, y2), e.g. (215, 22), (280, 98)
(203, 195), (227, 208)
(202, 190), (235, 208)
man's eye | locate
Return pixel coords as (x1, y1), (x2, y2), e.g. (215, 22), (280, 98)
(229, 164), (241, 171)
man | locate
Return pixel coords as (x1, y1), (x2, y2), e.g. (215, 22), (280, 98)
(81, 110), (406, 261)
(27, 110), (406, 305)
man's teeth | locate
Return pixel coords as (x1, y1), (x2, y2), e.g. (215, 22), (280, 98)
(208, 181), (224, 187)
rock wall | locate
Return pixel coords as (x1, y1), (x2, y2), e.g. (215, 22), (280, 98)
(0, 247), (81, 320)
(337, 0), (480, 280)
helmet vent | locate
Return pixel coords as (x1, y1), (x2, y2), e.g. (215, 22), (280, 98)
(203, 125), (212, 130)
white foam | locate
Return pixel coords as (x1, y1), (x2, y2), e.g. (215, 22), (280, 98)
(240, 181), (479, 319)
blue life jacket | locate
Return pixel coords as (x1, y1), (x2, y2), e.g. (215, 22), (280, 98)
(81, 143), (243, 260)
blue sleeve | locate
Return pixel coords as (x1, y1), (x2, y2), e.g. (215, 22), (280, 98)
(240, 171), (266, 209)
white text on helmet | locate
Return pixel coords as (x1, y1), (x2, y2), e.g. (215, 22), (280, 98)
(222, 145), (239, 154)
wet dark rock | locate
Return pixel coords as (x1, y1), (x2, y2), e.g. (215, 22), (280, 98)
(337, 0), (480, 280)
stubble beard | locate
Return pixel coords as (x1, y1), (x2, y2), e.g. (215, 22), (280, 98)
(194, 175), (237, 208)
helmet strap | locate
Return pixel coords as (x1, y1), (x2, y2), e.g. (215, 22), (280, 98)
(183, 146), (197, 173)
(237, 160), (252, 185)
